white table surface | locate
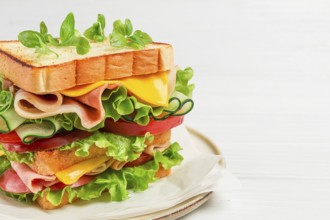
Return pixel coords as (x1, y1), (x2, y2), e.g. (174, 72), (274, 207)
(1, 0), (330, 219)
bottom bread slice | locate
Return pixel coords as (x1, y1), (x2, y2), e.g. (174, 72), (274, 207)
(36, 165), (171, 210)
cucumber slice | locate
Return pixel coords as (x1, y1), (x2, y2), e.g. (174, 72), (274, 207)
(15, 117), (62, 144)
(0, 108), (25, 133)
(168, 91), (194, 116)
(152, 91), (194, 120)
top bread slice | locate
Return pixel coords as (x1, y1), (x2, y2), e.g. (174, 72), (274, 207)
(0, 41), (174, 94)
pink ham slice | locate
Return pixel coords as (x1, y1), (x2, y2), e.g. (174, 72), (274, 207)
(11, 162), (57, 193)
(0, 168), (30, 193)
(14, 90), (63, 113)
(0, 165), (95, 194)
(14, 84), (109, 129)
(49, 175), (94, 191)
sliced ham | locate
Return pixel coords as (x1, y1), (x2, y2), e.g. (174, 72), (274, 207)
(14, 90), (63, 113)
(144, 141), (171, 156)
(1, 163), (96, 194)
(11, 162), (57, 193)
(14, 85), (109, 129)
(49, 175), (95, 191)
(74, 83), (109, 110)
(0, 168), (30, 193)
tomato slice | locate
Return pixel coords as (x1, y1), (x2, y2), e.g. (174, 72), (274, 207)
(103, 116), (184, 136)
(125, 153), (153, 167)
(1, 130), (92, 153)
(0, 131), (22, 144)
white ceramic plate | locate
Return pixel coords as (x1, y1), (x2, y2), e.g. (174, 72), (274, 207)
(124, 127), (224, 220)
(0, 126), (223, 220)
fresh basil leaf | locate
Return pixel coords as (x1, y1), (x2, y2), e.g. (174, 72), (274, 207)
(81, 14), (107, 42)
(39, 21), (51, 43)
(94, 33), (105, 42)
(84, 23), (96, 40)
(60, 35), (78, 46)
(133, 30), (152, 44)
(18, 31), (42, 48)
(127, 38), (144, 50)
(35, 45), (58, 58)
(46, 34), (60, 46)
(84, 22), (104, 42)
(76, 37), (91, 55)
(110, 31), (127, 48)
(40, 21), (48, 35)
(35, 35), (58, 58)
(113, 19), (126, 35)
(125, 19), (133, 36)
(110, 18), (153, 49)
(98, 14), (106, 29)
(60, 12), (75, 43)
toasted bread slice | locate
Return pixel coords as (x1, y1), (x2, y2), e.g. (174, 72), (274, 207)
(36, 164), (171, 210)
(33, 131), (172, 210)
(0, 41), (174, 94)
(29, 145), (107, 176)
(36, 190), (72, 210)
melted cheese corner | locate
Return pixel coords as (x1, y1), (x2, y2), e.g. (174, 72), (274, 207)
(55, 156), (109, 185)
(60, 71), (169, 107)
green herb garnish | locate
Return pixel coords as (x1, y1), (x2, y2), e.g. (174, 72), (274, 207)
(40, 21), (60, 46)
(18, 30), (58, 58)
(84, 14), (106, 42)
(109, 19), (153, 49)
(58, 13), (91, 54)
(18, 14), (153, 57)
(18, 12), (91, 57)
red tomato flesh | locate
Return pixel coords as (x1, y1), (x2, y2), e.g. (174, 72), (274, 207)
(0, 130), (92, 153)
(0, 131), (22, 144)
(125, 153), (153, 167)
(103, 116), (184, 136)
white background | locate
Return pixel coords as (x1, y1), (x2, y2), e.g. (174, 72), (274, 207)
(1, 0), (330, 219)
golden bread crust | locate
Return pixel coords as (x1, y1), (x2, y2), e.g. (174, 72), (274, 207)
(0, 41), (174, 93)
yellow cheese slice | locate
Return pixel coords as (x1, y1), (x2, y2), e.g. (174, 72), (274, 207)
(60, 71), (169, 107)
(0, 150), (4, 156)
(55, 156), (109, 185)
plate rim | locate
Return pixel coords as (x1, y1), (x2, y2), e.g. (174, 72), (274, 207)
(0, 126), (223, 220)
(125, 126), (223, 220)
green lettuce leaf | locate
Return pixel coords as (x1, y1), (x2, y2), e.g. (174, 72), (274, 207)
(0, 189), (33, 203)
(55, 113), (105, 132)
(0, 144), (34, 164)
(37, 186), (76, 206)
(78, 170), (129, 201)
(153, 142), (184, 170)
(0, 131), (152, 165)
(175, 67), (195, 98)
(0, 90), (13, 114)
(101, 86), (162, 125)
(0, 155), (10, 176)
(59, 131), (153, 162)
